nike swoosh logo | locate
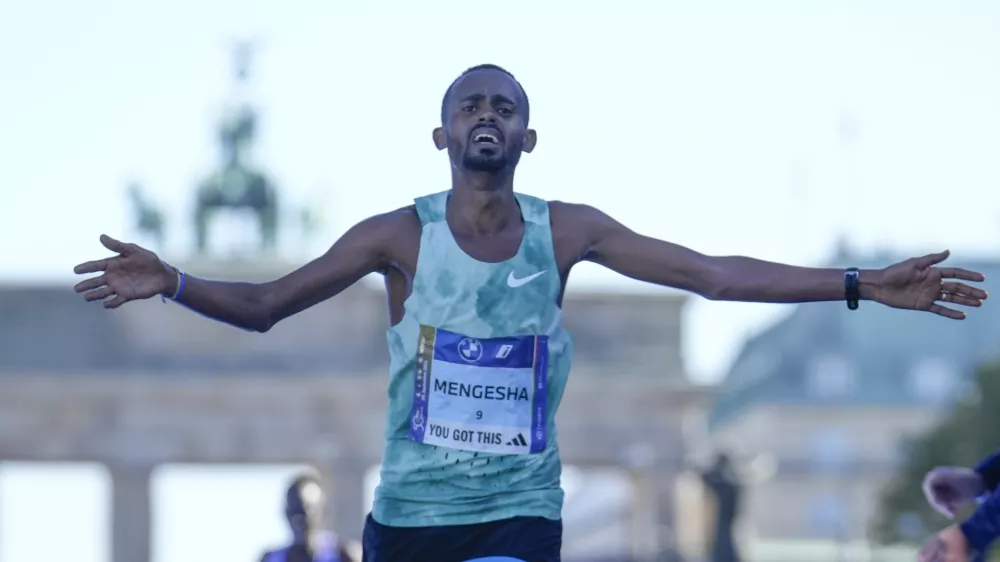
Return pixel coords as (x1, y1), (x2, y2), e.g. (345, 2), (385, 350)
(507, 270), (547, 288)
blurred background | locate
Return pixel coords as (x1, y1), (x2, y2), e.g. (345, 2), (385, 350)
(2, 1), (1000, 561)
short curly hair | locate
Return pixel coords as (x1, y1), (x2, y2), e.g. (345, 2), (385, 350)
(440, 64), (530, 125)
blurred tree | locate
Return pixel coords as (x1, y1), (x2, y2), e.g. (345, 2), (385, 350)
(126, 181), (166, 251)
(872, 360), (1000, 559)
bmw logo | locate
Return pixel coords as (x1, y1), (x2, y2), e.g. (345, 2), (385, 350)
(457, 337), (483, 362)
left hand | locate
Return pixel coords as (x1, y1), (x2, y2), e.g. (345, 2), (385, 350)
(873, 250), (988, 319)
(918, 525), (970, 562)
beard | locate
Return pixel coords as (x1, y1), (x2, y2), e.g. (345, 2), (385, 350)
(462, 145), (508, 172)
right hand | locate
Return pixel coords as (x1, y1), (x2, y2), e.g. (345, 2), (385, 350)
(923, 466), (986, 519)
(73, 235), (175, 309)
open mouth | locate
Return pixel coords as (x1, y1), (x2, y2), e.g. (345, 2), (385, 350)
(471, 127), (502, 145)
(473, 133), (499, 144)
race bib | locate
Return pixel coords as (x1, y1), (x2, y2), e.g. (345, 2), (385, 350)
(407, 325), (548, 455)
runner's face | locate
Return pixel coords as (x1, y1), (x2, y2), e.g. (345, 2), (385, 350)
(444, 69), (527, 174)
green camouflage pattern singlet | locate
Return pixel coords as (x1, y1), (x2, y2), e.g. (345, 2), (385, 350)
(372, 190), (573, 527)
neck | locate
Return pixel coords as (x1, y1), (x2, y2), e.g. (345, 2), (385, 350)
(449, 169), (519, 235)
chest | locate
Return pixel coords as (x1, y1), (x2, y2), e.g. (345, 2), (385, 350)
(384, 213), (581, 327)
(392, 213), (582, 275)
(450, 225), (524, 263)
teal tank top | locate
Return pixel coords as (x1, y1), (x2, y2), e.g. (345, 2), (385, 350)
(372, 190), (573, 527)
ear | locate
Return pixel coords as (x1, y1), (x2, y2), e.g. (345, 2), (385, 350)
(522, 129), (537, 154)
(432, 127), (447, 151)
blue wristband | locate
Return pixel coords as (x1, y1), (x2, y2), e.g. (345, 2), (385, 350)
(171, 271), (186, 301)
(160, 268), (185, 303)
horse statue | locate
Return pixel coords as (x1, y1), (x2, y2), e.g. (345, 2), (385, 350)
(192, 51), (279, 255)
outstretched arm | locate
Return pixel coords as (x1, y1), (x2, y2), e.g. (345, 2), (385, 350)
(73, 209), (412, 332)
(571, 204), (986, 316)
(163, 210), (402, 331)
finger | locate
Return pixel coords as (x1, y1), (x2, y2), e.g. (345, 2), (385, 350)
(83, 286), (115, 302)
(939, 292), (983, 308)
(73, 259), (111, 275)
(915, 250), (950, 269)
(100, 234), (128, 254)
(73, 274), (106, 293)
(942, 282), (988, 300)
(104, 294), (129, 309)
(939, 501), (956, 519)
(939, 267), (986, 283)
(929, 304), (966, 320)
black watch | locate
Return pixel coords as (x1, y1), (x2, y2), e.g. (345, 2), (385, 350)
(844, 268), (860, 310)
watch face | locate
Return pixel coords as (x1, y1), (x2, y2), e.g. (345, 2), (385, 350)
(845, 269), (860, 309)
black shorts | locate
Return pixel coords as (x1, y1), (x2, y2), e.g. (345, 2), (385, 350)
(362, 513), (562, 562)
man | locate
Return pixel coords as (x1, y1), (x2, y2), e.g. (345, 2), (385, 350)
(918, 452), (1000, 561)
(260, 474), (360, 562)
(73, 64), (988, 562)
(701, 453), (742, 562)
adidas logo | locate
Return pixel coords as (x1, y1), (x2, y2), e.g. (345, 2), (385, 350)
(506, 433), (528, 447)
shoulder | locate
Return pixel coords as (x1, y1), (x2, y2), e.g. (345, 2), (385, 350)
(548, 200), (608, 224)
(350, 205), (421, 250)
(548, 201), (623, 240)
(364, 205), (420, 233)
(372, 206), (421, 265)
(544, 201), (624, 265)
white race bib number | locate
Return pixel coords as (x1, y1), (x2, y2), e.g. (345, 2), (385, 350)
(407, 325), (548, 455)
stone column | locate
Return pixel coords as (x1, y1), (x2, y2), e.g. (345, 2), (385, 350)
(629, 467), (661, 560)
(624, 441), (661, 561)
(318, 460), (369, 543)
(110, 462), (153, 562)
(656, 469), (680, 558)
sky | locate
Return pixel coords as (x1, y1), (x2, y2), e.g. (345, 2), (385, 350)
(3, 0), (1000, 385)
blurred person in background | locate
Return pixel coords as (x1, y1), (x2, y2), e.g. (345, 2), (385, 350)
(73, 63), (989, 562)
(918, 452), (1000, 561)
(260, 473), (360, 562)
(701, 452), (742, 562)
